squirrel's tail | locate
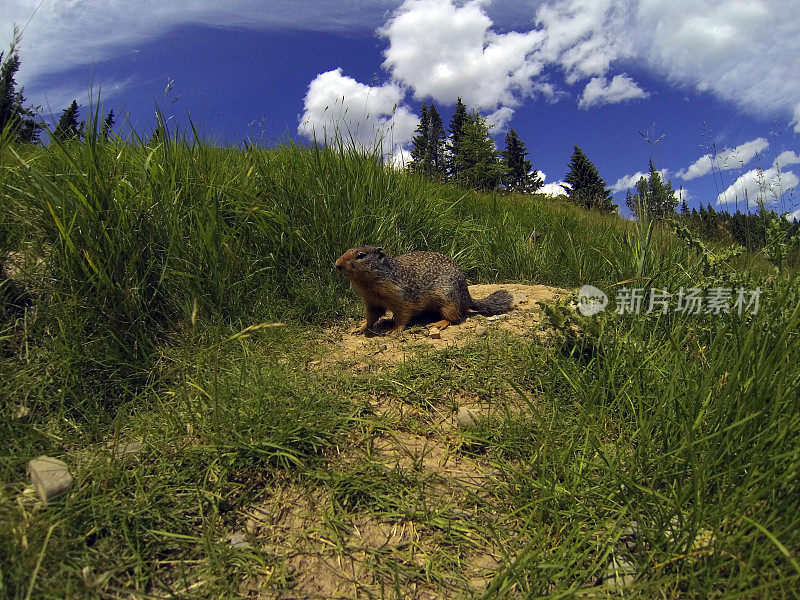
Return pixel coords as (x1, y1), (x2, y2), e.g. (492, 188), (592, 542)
(470, 289), (513, 315)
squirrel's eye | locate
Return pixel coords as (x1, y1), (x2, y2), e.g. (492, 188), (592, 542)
(356, 252), (366, 259)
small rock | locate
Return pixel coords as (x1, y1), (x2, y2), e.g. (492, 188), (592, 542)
(457, 407), (479, 428)
(228, 530), (250, 549)
(474, 325), (487, 337)
(603, 554), (636, 588)
(27, 456), (74, 504)
(429, 328), (442, 339)
(110, 440), (142, 459)
(486, 314), (507, 322)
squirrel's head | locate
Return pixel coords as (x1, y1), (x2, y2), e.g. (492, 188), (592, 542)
(335, 246), (388, 279)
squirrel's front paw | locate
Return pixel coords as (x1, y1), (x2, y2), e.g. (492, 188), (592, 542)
(352, 321), (369, 335)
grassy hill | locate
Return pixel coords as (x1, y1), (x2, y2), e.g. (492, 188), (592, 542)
(2, 125), (800, 598)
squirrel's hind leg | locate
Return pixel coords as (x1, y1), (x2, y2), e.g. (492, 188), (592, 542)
(430, 303), (462, 330)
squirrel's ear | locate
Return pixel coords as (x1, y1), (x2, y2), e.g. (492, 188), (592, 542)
(376, 247), (385, 257)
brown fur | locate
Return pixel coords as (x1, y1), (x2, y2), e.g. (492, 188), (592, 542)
(335, 246), (513, 335)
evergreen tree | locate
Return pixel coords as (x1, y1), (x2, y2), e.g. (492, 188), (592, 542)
(564, 145), (615, 212)
(647, 159), (678, 217)
(626, 161), (678, 220)
(679, 190), (689, 215)
(454, 111), (504, 191)
(501, 128), (542, 193)
(427, 103), (446, 180)
(101, 109), (115, 140)
(53, 100), (83, 142)
(0, 32), (41, 143)
(446, 97), (468, 181)
(408, 102), (430, 174)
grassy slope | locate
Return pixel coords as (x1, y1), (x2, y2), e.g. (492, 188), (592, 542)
(1, 128), (800, 598)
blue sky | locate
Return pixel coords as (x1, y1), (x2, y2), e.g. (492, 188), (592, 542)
(3, 0), (800, 217)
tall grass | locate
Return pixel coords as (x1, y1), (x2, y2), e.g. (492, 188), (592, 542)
(1, 117), (689, 408)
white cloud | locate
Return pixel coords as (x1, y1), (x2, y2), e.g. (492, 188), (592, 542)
(297, 68), (417, 160)
(379, 0), (546, 111)
(678, 137), (769, 180)
(611, 168), (668, 193)
(534, 0), (633, 84)
(674, 187), (690, 203)
(634, 0), (800, 120)
(1, 1), (395, 82)
(774, 150), (800, 169)
(578, 74), (648, 109)
(717, 166), (799, 207)
(485, 106), (515, 131)
(792, 104), (800, 134)
(540, 181), (571, 197)
(788, 207), (800, 222)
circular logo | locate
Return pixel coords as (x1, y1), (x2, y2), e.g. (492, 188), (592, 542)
(578, 285), (608, 316)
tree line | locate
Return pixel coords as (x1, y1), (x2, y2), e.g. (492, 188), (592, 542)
(407, 98), (543, 193)
(407, 98), (618, 212)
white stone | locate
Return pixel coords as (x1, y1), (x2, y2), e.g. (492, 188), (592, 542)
(457, 407), (479, 428)
(27, 456), (74, 504)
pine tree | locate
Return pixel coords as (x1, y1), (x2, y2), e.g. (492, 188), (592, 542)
(646, 159), (678, 217)
(427, 103), (446, 180)
(446, 97), (468, 181)
(454, 111), (504, 191)
(626, 160), (679, 220)
(0, 31), (41, 143)
(501, 128), (542, 193)
(564, 145), (615, 212)
(101, 109), (115, 140)
(408, 102), (430, 174)
(54, 100), (83, 142)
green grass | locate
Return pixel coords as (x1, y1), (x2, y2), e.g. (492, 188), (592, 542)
(2, 121), (800, 598)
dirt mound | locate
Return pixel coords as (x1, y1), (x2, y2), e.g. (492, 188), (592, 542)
(317, 283), (571, 368)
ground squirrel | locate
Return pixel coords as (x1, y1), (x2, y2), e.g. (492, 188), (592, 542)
(335, 246), (513, 334)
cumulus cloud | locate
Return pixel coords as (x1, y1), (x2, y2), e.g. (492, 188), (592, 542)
(378, 0), (650, 115)
(379, 0), (546, 111)
(678, 137), (769, 180)
(611, 168), (668, 193)
(535, 0), (633, 84)
(578, 74), (648, 109)
(717, 166), (799, 207)
(297, 68), (418, 161)
(540, 181), (571, 197)
(774, 150), (800, 169)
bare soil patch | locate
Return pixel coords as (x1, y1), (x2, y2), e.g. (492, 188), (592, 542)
(317, 283), (571, 369)
(238, 283), (569, 598)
